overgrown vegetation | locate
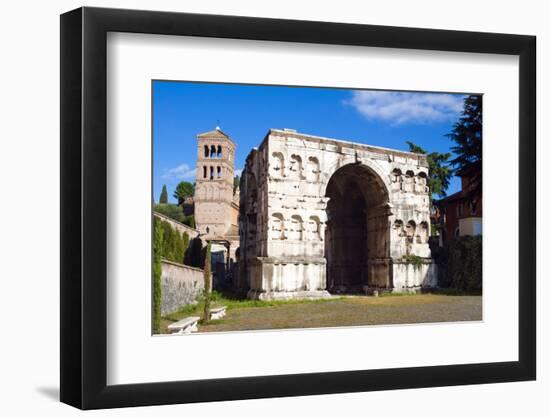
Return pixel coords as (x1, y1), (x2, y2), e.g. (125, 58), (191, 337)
(156, 218), (189, 264)
(433, 235), (482, 292)
(154, 203), (195, 227)
(403, 254), (424, 270)
(152, 217), (164, 333)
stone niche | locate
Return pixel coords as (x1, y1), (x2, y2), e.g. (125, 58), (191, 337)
(238, 129), (437, 299)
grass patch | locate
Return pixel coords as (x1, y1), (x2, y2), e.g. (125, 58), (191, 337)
(428, 288), (482, 296)
(378, 291), (417, 297)
(161, 291), (345, 333)
(159, 291), (482, 334)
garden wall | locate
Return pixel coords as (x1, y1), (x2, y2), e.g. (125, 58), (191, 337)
(161, 259), (204, 315)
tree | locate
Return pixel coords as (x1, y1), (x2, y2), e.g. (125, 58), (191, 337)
(153, 203), (186, 223)
(184, 237), (204, 268)
(406, 141), (452, 199)
(233, 175), (240, 195)
(173, 181), (195, 205)
(446, 95), (482, 195)
(182, 214), (195, 229)
(159, 184), (168, 204)
(202, 242), (212, 324)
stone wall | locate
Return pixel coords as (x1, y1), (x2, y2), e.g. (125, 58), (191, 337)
(153, 212), (200, 239)
(161, 259), (204, 316)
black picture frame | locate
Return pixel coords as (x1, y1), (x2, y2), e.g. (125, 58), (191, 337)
(60, 6), (536, 410)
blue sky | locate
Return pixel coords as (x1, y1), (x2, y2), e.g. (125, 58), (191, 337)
(153, 81), (468, 203)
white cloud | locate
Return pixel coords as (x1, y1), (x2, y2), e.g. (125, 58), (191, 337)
(345, 91), (464, 124)
(161, 163), (196, 180)
(234, 168), (243, 177)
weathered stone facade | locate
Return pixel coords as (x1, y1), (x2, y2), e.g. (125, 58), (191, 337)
(193, 128), (240, 261)
(238, 129), (437, 300)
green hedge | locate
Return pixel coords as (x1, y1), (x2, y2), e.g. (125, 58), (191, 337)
(157, 218), (189, 264)
(152, 217), (192, 332)
(152, 218), (164, 333)
(434, 235), (482, 292)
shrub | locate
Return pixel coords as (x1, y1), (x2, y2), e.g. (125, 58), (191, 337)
(154, 203), (186, 223)
(436, 235), (482, 292)
(403, 254), (423, 270)
(183, 214), (195, 228)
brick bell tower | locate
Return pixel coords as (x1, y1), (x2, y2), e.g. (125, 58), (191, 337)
(194, 127), (237, 239)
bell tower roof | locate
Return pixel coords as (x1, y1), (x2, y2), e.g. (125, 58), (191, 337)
(196, 127), (236, 148)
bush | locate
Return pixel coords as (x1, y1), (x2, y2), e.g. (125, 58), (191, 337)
(154, 203), (186, 223)
(435, 235), (482, 292)
(154, 203), (195, 228)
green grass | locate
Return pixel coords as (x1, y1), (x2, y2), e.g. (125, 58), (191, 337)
(159, 291), (482, 334)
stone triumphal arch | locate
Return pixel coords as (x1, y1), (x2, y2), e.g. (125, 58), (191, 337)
(238, 128), (437, 300)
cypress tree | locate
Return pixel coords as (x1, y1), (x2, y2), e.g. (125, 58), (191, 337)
(159, 184), (168, 204)
(202, 242), (212, 324)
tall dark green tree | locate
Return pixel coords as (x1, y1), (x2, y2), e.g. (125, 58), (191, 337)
(202, 242), (212, 324)
(233, 175), (240, 195)
(159, 184), (168, 204)
(406, 141), (452, 199)
(173, 181), (195, 205)
(446, 95), (482, 195)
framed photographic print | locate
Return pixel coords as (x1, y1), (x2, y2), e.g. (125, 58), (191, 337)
(60, 6), (536, 410)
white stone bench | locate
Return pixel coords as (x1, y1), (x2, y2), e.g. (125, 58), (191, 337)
(167, 316), (200, 334)
(210, 306), (227, 320)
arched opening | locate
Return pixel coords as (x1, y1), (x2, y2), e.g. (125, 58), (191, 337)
(217, 145), (222, 158)
(204, 145), (209, 158)
(325, 163), (390, 293)
(417, 172), (428, 193)
(289, 154), (302, 179)
(391, 168), (402, 191)
(271, 213), (285, 240)
(403, 170), (415, 192)
(289, 215), (303, 241)
(306, 157), (320, 182)
(271, 152), (284, 178)
(210, 145), (216, 157)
